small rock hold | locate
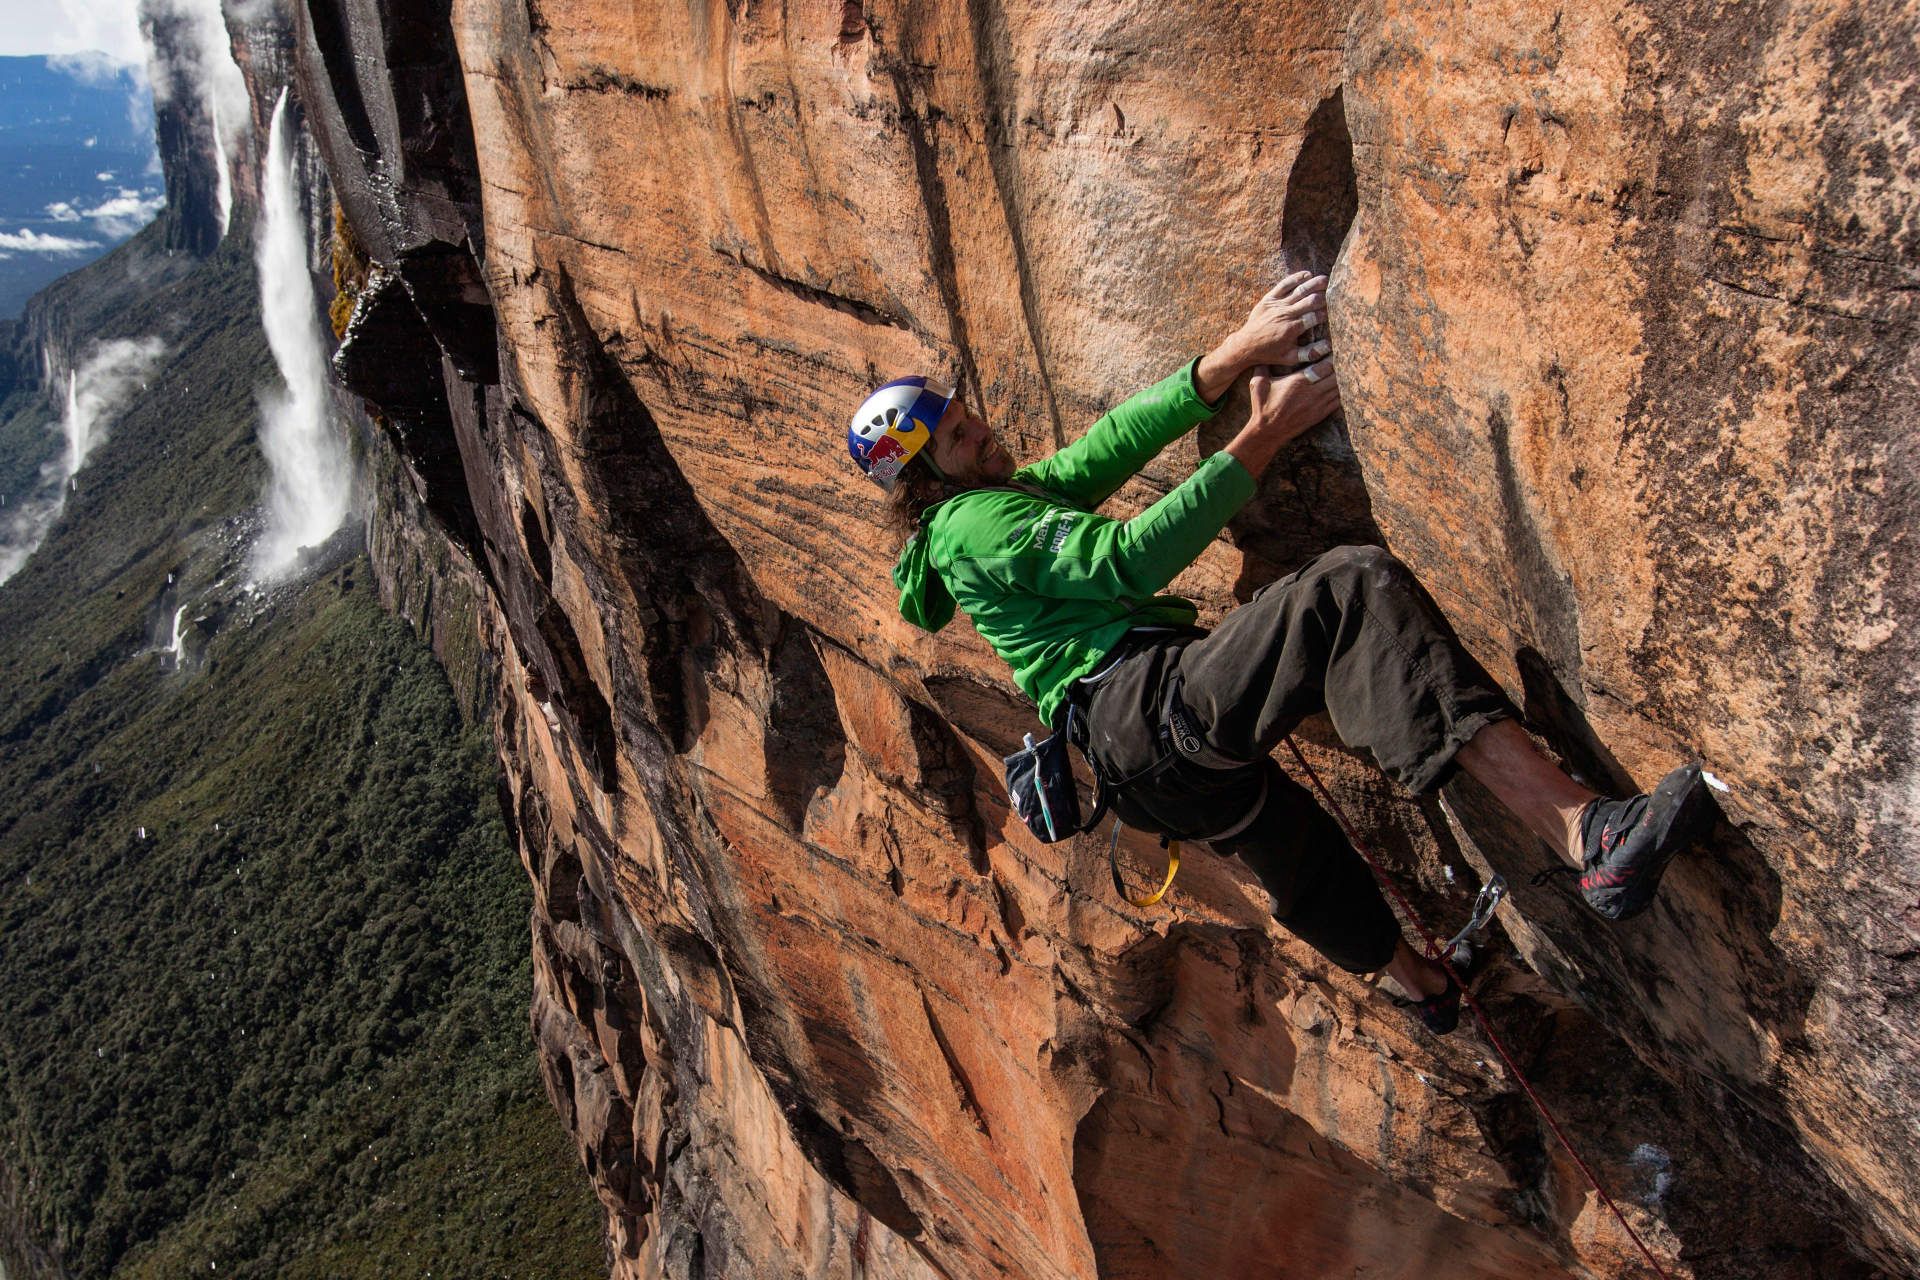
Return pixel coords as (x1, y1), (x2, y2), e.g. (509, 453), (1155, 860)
(1288, 990), (1333, 1035)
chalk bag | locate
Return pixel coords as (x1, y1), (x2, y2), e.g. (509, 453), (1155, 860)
(1003, 704), (1102, 844)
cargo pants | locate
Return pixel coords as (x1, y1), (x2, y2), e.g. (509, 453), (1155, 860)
(1070, 545), (1514, 973)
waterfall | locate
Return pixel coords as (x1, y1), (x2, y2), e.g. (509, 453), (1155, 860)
(160, 0), (251, 241)
(65, 371), (82, 478)
(168, 604), (189, 665)
(210, 100), (234, 238)
(61, 339), (166, 485)
(250, 88), (351, 581)
(0, 339), (163, 586)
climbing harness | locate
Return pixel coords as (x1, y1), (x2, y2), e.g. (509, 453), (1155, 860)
(1108, 823), (1180, 908)
(1002, 695), (1186, 908)
(1281, 737), (1678, 1280)
(1083, 666), (1272, 911)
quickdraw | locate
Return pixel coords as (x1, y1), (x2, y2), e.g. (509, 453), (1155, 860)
(1439, 872), (1507, 959)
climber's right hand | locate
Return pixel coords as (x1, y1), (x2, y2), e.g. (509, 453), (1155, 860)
(1250, 358), (1340, 441)
(1225, 360), (1340, 480)
(1233, 271), (1329, 367)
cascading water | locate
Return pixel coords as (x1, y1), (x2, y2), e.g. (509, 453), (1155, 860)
(211, 101), (235, 237)
(61, 340), (166, 488)
(0, 339), (164, 586)
(157, 0), (250, 240)
(167, 604), (189, 666)
(202, 0), (249, 239)
(249, 88), (351, 581)
(65, 371), (82, 478)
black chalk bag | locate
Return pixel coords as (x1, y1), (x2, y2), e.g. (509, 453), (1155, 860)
(1003, 702), (1105, 843)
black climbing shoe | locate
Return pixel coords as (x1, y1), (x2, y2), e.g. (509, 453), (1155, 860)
(1576, 762), (1714, 921)
(1412, 973), (1463, 1035)
(1397, 942), (1474, 1036)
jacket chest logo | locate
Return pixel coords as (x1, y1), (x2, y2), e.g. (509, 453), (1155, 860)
(1032, 509), (1076, 553)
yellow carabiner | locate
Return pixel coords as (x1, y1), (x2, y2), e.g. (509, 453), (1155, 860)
(1130, 840), (1181, 907)
(1109, 821), (1181, 908)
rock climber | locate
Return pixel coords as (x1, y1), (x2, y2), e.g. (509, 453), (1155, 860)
(846, 271), (1714, 1034)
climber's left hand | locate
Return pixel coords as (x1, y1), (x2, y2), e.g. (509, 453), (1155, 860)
(1233, 271), (1329, 366)
(1197, 272), (1332, 403)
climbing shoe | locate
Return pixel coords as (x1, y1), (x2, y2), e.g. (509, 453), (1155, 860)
(1412, 973), (1463, 1035)
(1397, 941), (1473, 1036)
(1576, 762), (1714, 921)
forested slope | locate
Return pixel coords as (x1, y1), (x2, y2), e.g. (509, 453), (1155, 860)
(0, 213), (601, 1278)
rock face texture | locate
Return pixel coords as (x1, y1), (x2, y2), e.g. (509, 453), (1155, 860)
(292, 0), (1918, 1275)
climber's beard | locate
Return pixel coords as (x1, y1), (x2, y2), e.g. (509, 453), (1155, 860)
(975, 437), (1015, 483)
(932, 399), (1017, 485)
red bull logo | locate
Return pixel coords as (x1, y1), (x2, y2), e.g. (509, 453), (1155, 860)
(849, 384), (947, 490)
(887, 417), (930, 453)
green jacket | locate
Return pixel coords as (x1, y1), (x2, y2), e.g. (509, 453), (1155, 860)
(893, 358), (1256, 726)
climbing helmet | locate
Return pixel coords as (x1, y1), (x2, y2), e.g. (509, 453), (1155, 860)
(847, 376), (954, 491)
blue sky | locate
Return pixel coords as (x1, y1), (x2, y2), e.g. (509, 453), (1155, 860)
(0, 0), (163, 317)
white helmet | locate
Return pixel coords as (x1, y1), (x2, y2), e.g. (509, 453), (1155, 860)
(847, 376), (955, 491)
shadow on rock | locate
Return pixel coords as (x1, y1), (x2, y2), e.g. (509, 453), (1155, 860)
(1071, 922), (1581, 1279)
(1437, 768), (1876, 1275)
(1208, 85), (1382, 582)
(1447, 672), (1811, 1081)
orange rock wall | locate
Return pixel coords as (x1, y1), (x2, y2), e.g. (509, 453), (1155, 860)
(298, 0), (1919, 1274)
(1339, 1), (1920, 1266)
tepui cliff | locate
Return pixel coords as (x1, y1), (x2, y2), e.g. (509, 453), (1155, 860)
(264, 0), (1920, 1274)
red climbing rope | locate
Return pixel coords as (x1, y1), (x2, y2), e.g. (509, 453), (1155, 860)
(1281, 737), (1677, 1280)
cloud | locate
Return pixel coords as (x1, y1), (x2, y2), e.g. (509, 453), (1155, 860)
(0, 0), (147, 66)
(86, 194), (150, 215)
(81, 191), (165, 237)
(49, 49), (145, 87)
(0, 229), (100, 254)
(32, 190), (160, 243)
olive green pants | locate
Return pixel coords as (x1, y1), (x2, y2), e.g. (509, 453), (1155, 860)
(1074, 545), (1513, 973)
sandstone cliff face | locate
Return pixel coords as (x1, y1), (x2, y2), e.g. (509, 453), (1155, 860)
(296, 0), (1918, 1275)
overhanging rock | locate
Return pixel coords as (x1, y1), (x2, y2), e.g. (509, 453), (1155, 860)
(291, 0), (1920, 1274)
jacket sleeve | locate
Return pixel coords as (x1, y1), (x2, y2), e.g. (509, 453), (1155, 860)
(1014, 357), (1225, 509)
(953, 450), (1256, 600)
